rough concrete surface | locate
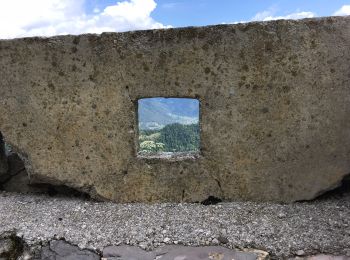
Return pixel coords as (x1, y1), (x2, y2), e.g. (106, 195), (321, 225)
(0, 191), (349, 259)
(1, 16), (350, 202)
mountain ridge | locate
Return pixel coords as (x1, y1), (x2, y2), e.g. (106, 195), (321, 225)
(138, 98), (199, 130)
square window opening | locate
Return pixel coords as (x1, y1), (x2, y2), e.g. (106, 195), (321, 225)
(137, 97), (200, 159)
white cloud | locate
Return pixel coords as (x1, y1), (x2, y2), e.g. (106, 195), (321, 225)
(162, 3), (178, 9)
(228, 8), (316, 25)
(252, 10), (315, 22)
(0, 0), (170, 39)
(333, 5), (350, 16)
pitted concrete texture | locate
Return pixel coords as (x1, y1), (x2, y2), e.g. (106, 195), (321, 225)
(1, 16), (350, 202)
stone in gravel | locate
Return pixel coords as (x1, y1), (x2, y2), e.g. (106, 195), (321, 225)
(278, 213), (287, 218)
(296, 250), (306, 256)
(41, 240), (99, 260)
(212, 238), (219, 245)
(217, 236), (229, 244)
(139, 242), (148, 250)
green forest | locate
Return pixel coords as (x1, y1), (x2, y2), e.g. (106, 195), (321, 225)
(139, 123), (200, 153)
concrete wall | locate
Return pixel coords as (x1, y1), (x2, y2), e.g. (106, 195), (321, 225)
(0, 16), (350, 202)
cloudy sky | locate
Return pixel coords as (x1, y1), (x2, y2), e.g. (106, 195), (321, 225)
(0, 0), (349, 39)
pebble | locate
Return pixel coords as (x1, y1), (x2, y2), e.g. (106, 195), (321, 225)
(212, 238), (219, 245)
(296, 250), (305, 256)
(218, 236), (229, 244)
(139, 242), (148, 250)
(278, 213), (287, 218)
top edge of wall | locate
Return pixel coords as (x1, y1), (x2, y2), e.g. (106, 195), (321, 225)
(1, 15), (349, 42)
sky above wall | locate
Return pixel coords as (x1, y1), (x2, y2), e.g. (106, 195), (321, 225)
(0, 0), (349, 39)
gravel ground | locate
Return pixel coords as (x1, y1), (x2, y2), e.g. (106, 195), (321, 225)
(0, 191), (349, 259)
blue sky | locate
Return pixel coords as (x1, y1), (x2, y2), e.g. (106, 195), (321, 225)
(0, 0), (349, 39)
(151, 0), (350, 27)
(84, 0), (350, 27)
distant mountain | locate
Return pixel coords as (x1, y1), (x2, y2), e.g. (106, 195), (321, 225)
(138, 98), (199, 130)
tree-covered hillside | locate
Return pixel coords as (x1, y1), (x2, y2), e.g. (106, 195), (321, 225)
(139, 123), (199, 153)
